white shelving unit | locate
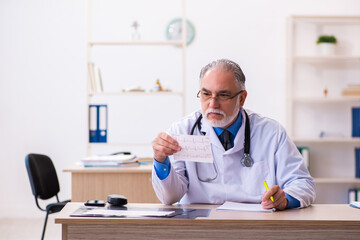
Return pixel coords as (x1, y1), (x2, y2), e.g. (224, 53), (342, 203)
(287, 16), (360, 203)
(89, 40), (184, 46)
(315, 178), (360, 184)
(86, 0), (187, 156)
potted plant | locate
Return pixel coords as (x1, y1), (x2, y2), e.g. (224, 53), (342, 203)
(316, 35), (337, 55)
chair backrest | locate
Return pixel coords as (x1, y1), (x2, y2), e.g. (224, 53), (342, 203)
(25, 153), (60, 200)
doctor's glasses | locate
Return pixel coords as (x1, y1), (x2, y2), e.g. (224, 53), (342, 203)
(197, 90), (243, 102)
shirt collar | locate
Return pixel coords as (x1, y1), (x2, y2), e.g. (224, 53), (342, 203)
(213, 110), (242, 137)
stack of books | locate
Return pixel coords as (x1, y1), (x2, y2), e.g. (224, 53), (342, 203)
(342, 84), (360, 97)
(81, 154), (139, 168)
(88, 62), (103, 93)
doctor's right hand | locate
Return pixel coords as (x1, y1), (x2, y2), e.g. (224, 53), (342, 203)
(152, 132), (181, 163)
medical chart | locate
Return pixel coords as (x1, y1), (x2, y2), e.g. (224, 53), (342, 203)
(350, 201), (360, 209)
(217, 201), (275, 213)
(173, 135), (213, 163)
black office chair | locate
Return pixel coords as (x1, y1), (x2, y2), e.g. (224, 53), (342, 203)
(25, 153), (70, 240)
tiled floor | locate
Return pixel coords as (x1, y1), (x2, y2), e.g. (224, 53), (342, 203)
(0, 214), (61, 240)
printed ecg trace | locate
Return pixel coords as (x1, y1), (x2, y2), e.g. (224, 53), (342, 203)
(173, 135), (213, 162)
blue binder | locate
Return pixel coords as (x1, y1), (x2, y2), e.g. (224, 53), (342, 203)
(89, 105), (98, 142)
(98, 105), (108, 143)
(89, 104), (108, 143)
(352, 107), (360, 137)
(356, 148), (360, 178)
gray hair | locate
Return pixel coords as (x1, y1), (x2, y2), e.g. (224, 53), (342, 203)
(199, 59), (246, 90)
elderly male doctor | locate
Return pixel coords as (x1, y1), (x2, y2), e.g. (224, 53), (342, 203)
(152, 59), (315, 210)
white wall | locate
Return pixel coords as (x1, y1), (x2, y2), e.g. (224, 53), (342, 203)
(0, 0), (359, 218)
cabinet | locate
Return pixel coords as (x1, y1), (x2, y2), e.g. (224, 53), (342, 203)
(287, 16), (360, 203)
(63, 164), (159, 203)
(86, 0), (187, 157)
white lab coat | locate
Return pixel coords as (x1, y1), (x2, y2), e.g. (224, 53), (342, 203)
(152, 108), (315, 208)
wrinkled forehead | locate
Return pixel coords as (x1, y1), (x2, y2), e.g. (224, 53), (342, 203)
(200, 69), (239, 91)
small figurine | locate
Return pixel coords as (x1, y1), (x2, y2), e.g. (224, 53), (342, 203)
(131, 21), (140, 40)
(155, 79), (163, 91)
(324, 87), (328, 97)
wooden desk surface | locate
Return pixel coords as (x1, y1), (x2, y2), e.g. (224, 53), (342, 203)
(56, 202), (360, 225)
(63, 163), (153, 173)
(56, 203), (360, 240)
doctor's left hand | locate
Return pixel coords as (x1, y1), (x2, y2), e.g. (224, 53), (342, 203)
(261, 185), (288, 211)
(152, 132), (182, 163)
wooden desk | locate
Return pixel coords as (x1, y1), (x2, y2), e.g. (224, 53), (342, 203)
(56, 203), (360, 240)
(63, 163), (159, 203)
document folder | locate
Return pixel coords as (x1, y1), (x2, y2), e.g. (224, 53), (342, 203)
(89, 105), (98, 142)
(88, 104), (108, 143)
(98, 105), (107, 142)
(352, 107), (360, 137)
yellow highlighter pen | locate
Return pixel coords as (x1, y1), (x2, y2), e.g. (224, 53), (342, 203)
(263, 181), (274, 202)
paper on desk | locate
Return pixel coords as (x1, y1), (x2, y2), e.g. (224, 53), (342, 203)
(173, 135), (213, 163)
(81, 154), (137, 163)
(77, 209), (175, 217)
(217, 201), (275, 213)
(350, 201), (360, 209)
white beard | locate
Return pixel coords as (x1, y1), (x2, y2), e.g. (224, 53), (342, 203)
(203, 100), (240, 128)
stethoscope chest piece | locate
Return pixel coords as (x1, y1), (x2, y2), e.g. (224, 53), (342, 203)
(241, 153), (254, 167)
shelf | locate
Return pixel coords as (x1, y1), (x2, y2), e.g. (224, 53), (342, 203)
(291, 15), (360, 24)
(293, 137), (360, 143)
(292, 96), (360, 103)
(88, 142), (151, 146)
(293, 56), (360, 61)
(288, 15), (360, 203)
(315, 178), (360, 184)
(86, 0), (187, 157)
(89, 91), (184, 97)
(89, 40), (184, 47)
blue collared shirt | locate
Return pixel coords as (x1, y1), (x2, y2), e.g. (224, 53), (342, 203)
(213, 111), (242, 147)
(153, 111), (300, 208)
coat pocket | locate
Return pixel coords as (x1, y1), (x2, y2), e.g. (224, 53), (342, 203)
(239, 160), (270, 199)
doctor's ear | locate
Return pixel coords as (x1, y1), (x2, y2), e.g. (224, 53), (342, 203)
(239, 90), (247, 106)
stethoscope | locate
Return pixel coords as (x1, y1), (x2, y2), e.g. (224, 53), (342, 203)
(191, 109), (254, 182)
